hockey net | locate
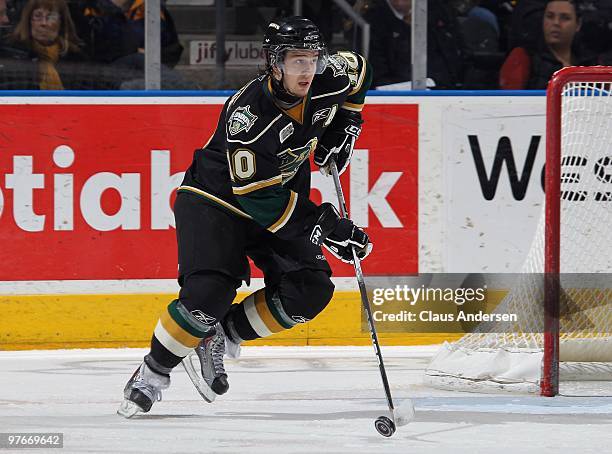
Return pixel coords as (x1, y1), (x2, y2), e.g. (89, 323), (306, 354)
(425, 66), (612, 395)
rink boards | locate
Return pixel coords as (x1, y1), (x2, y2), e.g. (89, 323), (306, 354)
(0, 91), (549, 349)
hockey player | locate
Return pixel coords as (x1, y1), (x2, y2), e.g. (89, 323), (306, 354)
(118, 16), (373, 417)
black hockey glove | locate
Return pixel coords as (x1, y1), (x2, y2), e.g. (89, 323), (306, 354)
(313, 110), (363, 176)
(309, 202), (373, 263)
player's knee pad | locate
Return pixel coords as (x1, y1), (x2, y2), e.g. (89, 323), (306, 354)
(278, 269), (335, 322)
(178, 271), (239, 325)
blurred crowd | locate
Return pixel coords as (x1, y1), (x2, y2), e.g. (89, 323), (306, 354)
(0, 0), (610, 90)
(0, 0), (188, 89)
(291, 0), (612, 90)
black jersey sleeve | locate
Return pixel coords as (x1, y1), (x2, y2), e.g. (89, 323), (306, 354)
(226, 115), (319, 239)
(334, 51), (373, 113)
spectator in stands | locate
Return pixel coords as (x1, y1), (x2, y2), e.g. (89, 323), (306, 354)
(364, 0), (465, 89)
(479, 1), (514, 51)
(362, 0), (411, 87)
(0, 0), (14, 63)
(453, 0), (501, 34)
(579, 0), (612, 56)
(0, 0), (10, 26)
(453, 0), (505, 89)
(508, 0), (547, 51)
(72, 0), (183, 67)
(500, 0), (597, 89)
(8, 0), (85, 89)
(0, 0), (12, 48)
(0, 0), (32, 86)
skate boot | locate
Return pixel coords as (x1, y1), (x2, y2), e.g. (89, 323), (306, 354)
(117, 362), (170, 418)
(182, 323), (238, 402)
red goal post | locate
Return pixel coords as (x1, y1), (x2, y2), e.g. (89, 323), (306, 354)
(544, 66), (612, 396)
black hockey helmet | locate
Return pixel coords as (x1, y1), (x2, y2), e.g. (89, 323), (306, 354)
(262, 16), (328, 74)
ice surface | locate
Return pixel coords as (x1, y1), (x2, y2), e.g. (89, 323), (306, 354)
(0, 346), (610, 453)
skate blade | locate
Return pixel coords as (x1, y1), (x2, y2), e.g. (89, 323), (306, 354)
(181, 353), (218, 403)
(117, 399), (144, 418)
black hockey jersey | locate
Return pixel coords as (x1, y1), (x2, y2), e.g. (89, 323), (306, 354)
(179, 51), (372, 240)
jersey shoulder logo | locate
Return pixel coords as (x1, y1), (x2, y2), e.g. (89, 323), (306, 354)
(228, 105), (258, 136)
(337, 51), (361, 88)
(327, 54), (348, 77)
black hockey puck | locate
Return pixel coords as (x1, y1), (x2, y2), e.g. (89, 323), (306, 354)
(374, 416), (396, 437)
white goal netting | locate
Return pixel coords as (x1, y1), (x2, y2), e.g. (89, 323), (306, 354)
(425, 78), (612, 393)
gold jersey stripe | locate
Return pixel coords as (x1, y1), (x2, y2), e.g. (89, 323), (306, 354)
(341, 102), (364, 112)
(268, 191), (297, 233)
(232, 175), (283, 195)
(226, 152), (236, 183)
(177, 185), (253, 219)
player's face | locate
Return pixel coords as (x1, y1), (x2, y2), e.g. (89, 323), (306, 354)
(275, 50), (319, 98)
(543, 1), (580, 48)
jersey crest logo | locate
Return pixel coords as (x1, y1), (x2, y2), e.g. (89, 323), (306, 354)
(228, 105), (258, 136)
(278, 138), (318, 183)
(279, 122), (294, 143)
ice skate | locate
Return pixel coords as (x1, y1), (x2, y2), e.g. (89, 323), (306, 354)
(117, 362), (170, 418)
(182, 323), (238, 402)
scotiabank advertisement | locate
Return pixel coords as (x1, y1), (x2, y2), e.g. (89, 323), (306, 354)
(0, 97), (418, 281)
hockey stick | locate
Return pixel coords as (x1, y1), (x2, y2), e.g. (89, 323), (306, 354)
(328, 159), (413, 437)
